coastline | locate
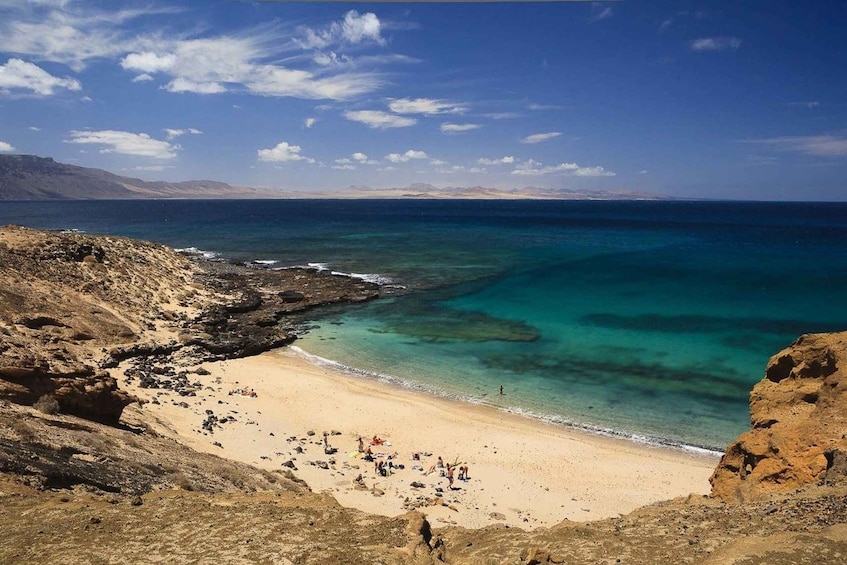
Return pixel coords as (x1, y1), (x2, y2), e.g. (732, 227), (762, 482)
(292, 345), (727, 457)
(125, 345), (719, 530)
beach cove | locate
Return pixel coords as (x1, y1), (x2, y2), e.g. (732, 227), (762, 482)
(4, 199), (847, 452)
(124, 348), (718, 530)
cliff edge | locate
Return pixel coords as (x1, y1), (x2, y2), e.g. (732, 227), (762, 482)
(710, 331), (847, 501)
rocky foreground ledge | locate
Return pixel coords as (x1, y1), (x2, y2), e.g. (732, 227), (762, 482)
(2, 226), (847, 563)
(0, 225), (379, 424)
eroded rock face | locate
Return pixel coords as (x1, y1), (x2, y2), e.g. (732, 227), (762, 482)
(710, 332), (847, 501)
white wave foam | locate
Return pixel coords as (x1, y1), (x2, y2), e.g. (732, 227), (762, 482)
(283, 262), (395, 286)
(252, 259), (278, 265)
(330, 270), (393, 285)
(174, 246), (219, 260)
(59, 228), (85, 234)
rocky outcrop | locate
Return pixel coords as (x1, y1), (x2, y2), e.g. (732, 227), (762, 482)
(0, 367), (133, 425)
(710, 331), (847, 501)
(0, 225), (382, 425)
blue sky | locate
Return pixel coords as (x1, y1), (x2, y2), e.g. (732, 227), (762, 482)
(0, 1), (845, 200)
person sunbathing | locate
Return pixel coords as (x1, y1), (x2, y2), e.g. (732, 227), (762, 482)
(371, 435), (385, 445)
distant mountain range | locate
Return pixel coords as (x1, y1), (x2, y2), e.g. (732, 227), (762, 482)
(320, 183), (666, 200)
(0, 154), (666, 200)
(0, 154), (266, 200)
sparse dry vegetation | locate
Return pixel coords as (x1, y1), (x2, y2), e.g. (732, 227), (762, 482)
(33, 394), (59, 415)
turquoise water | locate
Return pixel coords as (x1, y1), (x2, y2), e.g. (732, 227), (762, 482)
(3, 199), (847, 450)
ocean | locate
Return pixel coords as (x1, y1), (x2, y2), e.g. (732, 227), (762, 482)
(3, 199), (846, 451)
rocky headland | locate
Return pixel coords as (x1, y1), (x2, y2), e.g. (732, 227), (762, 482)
(1, 226), (847, 563)
(0, 224), (379, 424)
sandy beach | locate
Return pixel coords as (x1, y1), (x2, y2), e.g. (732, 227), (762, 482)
(124, 347), (719, 530)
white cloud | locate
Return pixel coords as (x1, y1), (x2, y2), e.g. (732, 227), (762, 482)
(527, 103), (562, 111)
(446, 165), (486, 174)
(638, 169), (649, 174)
(512, 159), (615, 177)
(0, 9), (146, 72)
(689, 37), (742, 52)
(340, 11), (383, 44)
(246, 67), (380, 99)
(483, 112), (522, 120)
(332, 164), (355, 170)
(589, 4), (614, 23)
(161, 76), (226, 94)
(28, 126), (41, 131)
(482, 112), (523, 120)
(305, 117), (316, 128)
(430, 159), (448, 166)
(0, 141), (15, 152)
(313, 51), (347, 67)
(344, 110), (416, 129)
(746, 135), (847, 157)
(66, 129), (178, 159)
(257, 141), (315, 163)
(121, 52), (176, 73)
(441, 123), (481, 133)
(300, 10), (385, 49)
(345, 151), (377, 164)
(0, 4), (385, 102)
(389, 97), (466, 115)
(574, 166), (616, 177)
(164, 128), (202, 140)
(478, 156), (515, 165)
(521, 131), (562, 144)
(786, 101), (820, 109)
(0, 58), (81, 95)
(385, 149), (428, 163)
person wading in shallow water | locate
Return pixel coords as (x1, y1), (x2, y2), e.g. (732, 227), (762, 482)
(499, 385), (504, 395)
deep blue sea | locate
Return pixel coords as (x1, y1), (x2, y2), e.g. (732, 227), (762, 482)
(3, 199), (847, 451)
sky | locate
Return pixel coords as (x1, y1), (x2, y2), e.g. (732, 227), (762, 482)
(0, 0), (845, 200)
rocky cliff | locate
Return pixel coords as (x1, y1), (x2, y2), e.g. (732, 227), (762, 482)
(710, 331), (847, 501)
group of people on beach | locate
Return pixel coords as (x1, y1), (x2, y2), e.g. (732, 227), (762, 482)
(424, 456), (470, 487)
(357, 436), (469, 487)
(227, 387), (257, 397)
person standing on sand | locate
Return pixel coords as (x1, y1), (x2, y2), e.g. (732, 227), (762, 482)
(358, 437), (364, 453)
(447, 464), (455, 488)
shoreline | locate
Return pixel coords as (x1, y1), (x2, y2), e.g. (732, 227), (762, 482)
(291, 345), (728, 458)
(125, 346), (720, 531)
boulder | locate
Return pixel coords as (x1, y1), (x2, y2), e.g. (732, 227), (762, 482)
(710, 332), (847, 501)
(0, 360), (135, 425)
